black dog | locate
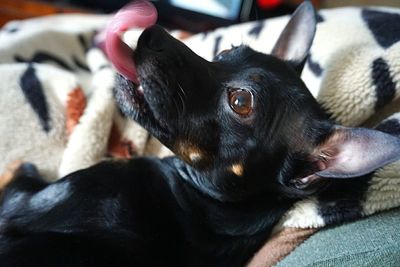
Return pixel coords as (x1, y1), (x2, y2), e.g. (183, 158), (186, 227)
(1, 2), (399, 266)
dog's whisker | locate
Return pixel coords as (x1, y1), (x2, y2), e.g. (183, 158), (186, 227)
(177, 82), (187, 113)
(177, 91), (186, 114)
(177, 82), (187, 99)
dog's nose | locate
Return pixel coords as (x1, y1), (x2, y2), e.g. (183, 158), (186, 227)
(139, 25), (168, 52)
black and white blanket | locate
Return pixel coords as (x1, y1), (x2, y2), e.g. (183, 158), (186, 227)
(0, 6), (400, 265)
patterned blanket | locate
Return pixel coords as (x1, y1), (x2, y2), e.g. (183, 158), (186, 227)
(1, 5), (400, 266)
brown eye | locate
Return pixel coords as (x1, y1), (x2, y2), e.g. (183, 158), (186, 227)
(228, 89), (254, 116)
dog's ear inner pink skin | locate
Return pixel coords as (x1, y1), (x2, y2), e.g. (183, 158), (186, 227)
(314, 126), (400, 178)
(106, 0), (158, 84)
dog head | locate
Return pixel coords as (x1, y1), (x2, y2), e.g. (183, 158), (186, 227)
(113, 2), (400, 200)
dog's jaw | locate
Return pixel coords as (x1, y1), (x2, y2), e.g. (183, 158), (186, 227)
(114, 75), (173, 145)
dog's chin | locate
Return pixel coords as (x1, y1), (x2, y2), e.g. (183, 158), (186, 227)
(114, 75), (172, 145)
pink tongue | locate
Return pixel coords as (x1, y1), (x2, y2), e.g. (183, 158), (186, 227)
(105, 0), (157, 84)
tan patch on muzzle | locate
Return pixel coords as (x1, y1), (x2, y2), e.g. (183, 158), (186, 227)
(175, 142), (211, 168)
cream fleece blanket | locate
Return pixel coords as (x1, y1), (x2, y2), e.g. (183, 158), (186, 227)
(1, 6), (400, 265)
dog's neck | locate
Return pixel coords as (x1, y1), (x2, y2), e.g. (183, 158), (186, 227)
(168, 157), (295, 236)
(165, 115), (334, 237)
(174, 159), (230, 201)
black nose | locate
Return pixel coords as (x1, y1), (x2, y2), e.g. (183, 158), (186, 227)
(139, 25), (169, 52)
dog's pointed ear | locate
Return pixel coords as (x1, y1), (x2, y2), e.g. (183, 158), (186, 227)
(312, 127), (400, 179)
(271, 1), (316, 74)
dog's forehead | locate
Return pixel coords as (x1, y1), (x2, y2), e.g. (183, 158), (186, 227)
(215, 46), (292, 82)
(215, 45), (256, 64)
(224, 67), (267, 86)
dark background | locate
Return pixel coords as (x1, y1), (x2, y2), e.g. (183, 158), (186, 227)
(0, 0), (399, 31)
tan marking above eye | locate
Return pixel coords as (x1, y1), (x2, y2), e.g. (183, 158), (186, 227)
(249, 74), (262, 83)
(231, 163), (244, 176)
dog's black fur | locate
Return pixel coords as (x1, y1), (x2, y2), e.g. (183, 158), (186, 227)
(1, 2), (400, 267)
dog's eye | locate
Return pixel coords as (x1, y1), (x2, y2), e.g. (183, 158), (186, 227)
(228, 89), (254, 117)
